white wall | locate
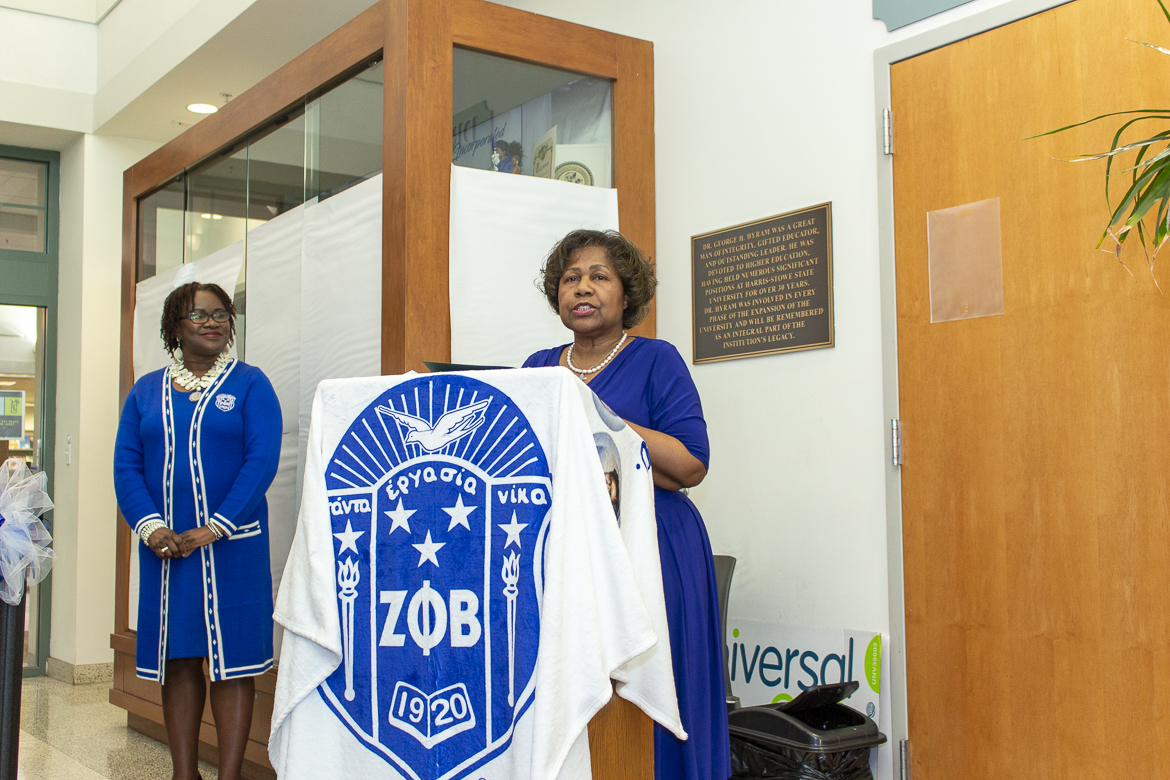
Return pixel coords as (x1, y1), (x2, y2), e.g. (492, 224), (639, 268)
(0, 7), (95, 133)
(52, 134), (161, 667)
(0, 8), (96, 93)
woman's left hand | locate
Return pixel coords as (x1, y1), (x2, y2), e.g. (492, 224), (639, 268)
(625, 421), (707, 491)
(176, 526), (218, 556)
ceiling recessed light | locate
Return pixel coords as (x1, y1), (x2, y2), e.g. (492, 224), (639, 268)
(187, 103), (218, 115)
(200, 213), (223, 220)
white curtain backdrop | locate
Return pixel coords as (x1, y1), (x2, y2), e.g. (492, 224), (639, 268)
(448, 164), (619, 367)
(297, 175), (384, 496)
(240, 203), (305, 658)
(246, 174), (383, 658)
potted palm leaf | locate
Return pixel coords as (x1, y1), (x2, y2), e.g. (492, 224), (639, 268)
(1031, 0), (1170, 282)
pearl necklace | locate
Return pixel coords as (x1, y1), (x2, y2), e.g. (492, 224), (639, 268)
(170, 351), (231, 402)
(567, 332), (627, 380)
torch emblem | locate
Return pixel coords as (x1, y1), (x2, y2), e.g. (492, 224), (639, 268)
(336, 557), (361, 701)
(501, 550), (520, 708)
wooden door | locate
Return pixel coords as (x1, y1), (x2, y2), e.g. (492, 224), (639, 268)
(893, 1), (1170, 777)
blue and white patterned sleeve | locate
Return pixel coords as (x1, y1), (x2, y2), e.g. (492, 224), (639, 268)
(113, 382), (163, 537)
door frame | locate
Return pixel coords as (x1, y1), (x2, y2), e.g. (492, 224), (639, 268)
(0, 143), (60, 677)
(872, 0), (1071, 772)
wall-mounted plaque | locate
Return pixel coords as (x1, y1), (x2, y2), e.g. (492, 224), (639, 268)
(691, 204), (834, 363)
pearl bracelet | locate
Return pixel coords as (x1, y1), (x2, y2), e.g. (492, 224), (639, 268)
(138, 519), (165, 545)
(140, 518), (227, 545)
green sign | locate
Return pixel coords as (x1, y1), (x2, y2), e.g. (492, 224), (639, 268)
(0, 391), (25, 438)
(865, 635), (882, 694)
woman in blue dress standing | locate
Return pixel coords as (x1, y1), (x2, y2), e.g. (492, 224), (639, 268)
(524, 230), (732, 780)
(114, 282), (282, 780)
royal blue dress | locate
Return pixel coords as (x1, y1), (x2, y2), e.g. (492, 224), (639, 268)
(114, 359), (282, 683)
(524, 337), (732, 780)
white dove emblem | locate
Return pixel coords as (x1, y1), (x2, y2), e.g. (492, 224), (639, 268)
(377, 399), (491, 452)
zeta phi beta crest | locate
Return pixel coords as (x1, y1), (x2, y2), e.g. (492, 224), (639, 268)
(319, 375), (552, 779)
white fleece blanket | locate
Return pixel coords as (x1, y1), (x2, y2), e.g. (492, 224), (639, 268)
(574, 381), (685, 741)
(270, 368), (677, 780)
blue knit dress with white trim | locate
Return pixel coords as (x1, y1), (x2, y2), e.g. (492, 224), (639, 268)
(114, 359), (282, 683)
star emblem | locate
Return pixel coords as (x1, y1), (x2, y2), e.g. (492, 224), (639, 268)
(412, 530), (445, 568)
(442, 494), (477, 532)
(498, 511), (528, 549)
(385, 499), (416, 536)
(332, 520), (365, 554)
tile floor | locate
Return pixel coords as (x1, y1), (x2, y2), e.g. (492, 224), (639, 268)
(17, 676), (219, 780)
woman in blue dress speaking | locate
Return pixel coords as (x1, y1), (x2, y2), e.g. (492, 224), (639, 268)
(114, 282), (281, 780)
(524, 230), (731, 780)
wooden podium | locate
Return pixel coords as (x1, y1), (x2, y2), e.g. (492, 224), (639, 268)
(112, 1), (657, 777)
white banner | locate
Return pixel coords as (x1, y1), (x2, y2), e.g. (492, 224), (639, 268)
(728, 619), (883, 722)
(448, 164), (619, 368)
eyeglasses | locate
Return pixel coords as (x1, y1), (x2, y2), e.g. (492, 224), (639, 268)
(186, 310), (230, 324)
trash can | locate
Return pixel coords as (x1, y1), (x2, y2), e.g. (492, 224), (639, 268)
(728, 681), (886, 780)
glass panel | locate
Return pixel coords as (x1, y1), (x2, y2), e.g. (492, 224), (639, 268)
(452, 49), (613, 187)
(247, 105), (309, 230)
(0, 158), (48, 252)
(310, 60), (384, 200)
(186, 147), (249, 264)
(187, 147), (249, 353)
(137, 177), (185, 282)
(0, 303), (45, 666)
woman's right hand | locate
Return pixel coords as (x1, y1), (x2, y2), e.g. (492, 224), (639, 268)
(146, 527), (185, 560)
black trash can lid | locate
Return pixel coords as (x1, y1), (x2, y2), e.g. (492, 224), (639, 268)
(775, 680), (858, 714)
(728, 681), (886, 753)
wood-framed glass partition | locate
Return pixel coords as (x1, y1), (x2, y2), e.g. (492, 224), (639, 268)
(114, 1), (654, 775)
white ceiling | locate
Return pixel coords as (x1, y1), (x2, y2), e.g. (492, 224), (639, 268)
(1, 0), (605, 161)
(96, 0), (381, 144)
(0, 0), (120, 24)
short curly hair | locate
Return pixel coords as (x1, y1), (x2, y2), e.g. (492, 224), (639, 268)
(160, 282), (236, 356)
(539, 230), (656, 329)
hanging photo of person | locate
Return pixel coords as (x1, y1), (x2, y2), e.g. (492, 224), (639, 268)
(508, 141), (523, 174)
(593, 432), (621, 525)
(493, 140), (515, 173)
